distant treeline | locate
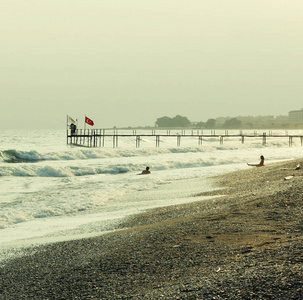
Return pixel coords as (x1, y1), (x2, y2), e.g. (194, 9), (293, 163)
(154, 115), (298, 129)
(155, 115), (191, 127)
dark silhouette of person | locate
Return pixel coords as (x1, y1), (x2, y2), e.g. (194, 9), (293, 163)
(247, 155), (264, 167)
(70, 123), (77, 135)
(139, 166), (151, 175)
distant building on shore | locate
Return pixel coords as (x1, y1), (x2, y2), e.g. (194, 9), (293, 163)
(289, 109), (303, 123)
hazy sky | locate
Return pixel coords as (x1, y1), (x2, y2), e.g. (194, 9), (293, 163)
(2, 0), (303, 129)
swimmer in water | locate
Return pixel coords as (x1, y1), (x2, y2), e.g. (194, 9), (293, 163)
(138, 166), (151, 175)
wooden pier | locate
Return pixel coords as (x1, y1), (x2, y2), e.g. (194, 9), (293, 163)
(67, 129), (303, 148)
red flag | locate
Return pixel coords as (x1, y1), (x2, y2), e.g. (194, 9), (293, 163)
(85, 117), (94, 126)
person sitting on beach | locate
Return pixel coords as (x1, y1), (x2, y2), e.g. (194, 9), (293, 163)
(138, 166), (151, 175)
(247, 155), (265, 167)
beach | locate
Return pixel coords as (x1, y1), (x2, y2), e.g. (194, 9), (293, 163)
(2, 129), (303, 251)
(1, 158), (303, 299)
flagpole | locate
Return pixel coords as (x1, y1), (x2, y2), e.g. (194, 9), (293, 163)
(84, 115), (86, 131)
(66, 115), (69, 145)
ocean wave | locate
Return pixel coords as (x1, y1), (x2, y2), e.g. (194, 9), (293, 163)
(0, 155), (247, 178)
(0, 148), (208, 163)
(1, 149), (42, 163)
(0, 138), (295, 177)
(0, 164), (129, 177)
(0, 141), (287, 164)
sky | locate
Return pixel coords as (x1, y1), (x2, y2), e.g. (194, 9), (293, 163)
(1, 0), (303, 129)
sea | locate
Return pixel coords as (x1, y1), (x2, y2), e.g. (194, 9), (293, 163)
(1, 128), (303, 263)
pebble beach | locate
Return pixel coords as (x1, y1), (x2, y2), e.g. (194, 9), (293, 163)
(1, 159), (303, 299)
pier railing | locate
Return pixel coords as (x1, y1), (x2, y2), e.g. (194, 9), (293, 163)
(67, 129), (303, 148)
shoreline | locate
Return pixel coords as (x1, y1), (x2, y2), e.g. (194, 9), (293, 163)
(0, 175), (217, 263)
(1, 159), (303, 298)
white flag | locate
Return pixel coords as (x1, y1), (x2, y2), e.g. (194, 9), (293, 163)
(67, 115), (76, 124)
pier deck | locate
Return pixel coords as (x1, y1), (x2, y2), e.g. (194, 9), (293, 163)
(67, 129), (303, 148)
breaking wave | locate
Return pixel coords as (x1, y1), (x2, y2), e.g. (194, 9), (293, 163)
(0, 157), (230, 177)
(0, 138), (289, 164)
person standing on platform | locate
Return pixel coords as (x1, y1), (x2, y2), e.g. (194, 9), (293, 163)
(70, 123), (77, 135)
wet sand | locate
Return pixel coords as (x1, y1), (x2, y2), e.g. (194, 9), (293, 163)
(1, 159), (303, 299)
